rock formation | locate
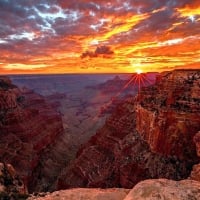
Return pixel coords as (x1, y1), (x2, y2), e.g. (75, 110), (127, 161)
(87, 75), (130, 94)
(190, 131), (200, 182)
(56, 69), (200, 190)
(0, 77), (64, 191)
(136, 69), (200, 160)
(0, 162), (28, 199)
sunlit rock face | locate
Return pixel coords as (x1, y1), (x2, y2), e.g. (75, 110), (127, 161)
(136, 69), (200, 160)
(56, 69), (200, 190)
(0, 77), (64, 191)
(124, 179), (200, 200)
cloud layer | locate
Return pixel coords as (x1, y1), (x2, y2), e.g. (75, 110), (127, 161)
(0, 0), (200, 73)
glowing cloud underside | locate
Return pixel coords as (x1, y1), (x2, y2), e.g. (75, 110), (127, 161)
(0, 0), (200, 74)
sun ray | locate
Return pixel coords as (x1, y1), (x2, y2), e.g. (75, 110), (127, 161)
(142, 74), (154, 85)
(140, 75), (146, 87)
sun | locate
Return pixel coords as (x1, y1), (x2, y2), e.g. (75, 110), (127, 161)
(136, 69), (143, 74)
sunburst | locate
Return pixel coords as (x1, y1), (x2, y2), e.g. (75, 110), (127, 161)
(98, 71), (154, 116)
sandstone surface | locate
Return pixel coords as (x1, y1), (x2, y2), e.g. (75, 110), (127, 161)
(124, 179), (200, 200)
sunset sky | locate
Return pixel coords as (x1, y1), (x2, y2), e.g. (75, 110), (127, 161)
(0, 0), (200, 74)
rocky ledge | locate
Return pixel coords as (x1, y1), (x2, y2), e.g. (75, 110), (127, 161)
(27, 179), (200, 200)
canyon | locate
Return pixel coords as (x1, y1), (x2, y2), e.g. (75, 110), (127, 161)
(1, 74), (154, 192)
(0, 69), (200, 199)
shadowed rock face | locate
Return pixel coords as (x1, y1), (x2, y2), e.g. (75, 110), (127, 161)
(0, 77), (64, 191)
(56, 69), (200, 190)
(194, 131), (200, 157)
(0, 162), (28, 199)
(190, 131), (200, 182)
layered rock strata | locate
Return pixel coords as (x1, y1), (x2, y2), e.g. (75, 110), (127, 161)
(0, 77), (64, 191)
(136, 69), (200, 160)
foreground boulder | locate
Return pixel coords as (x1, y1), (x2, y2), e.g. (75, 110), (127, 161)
(124, 179), (200, 200)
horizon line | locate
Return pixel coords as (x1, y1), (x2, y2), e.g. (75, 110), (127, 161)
(1, 68), (199, 76)
(2, 72), (159, 76)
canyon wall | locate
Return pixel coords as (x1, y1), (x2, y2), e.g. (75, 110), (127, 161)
(0, 77), (64, 191)
(136, 69), (200, 160)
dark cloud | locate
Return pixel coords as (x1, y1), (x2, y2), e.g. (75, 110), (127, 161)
(81, 50), (96, 58)
(81, 46), (114, 58)
(95, 46), (114, 55)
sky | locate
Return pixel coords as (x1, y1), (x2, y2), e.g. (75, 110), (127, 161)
(0, 0), (200, 74)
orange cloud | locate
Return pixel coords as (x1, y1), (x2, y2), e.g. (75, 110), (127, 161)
(177, 2), (200, 17)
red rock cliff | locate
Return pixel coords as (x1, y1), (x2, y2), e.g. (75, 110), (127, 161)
(136, 69), (200, 159)
(0, 77), (64, 191)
